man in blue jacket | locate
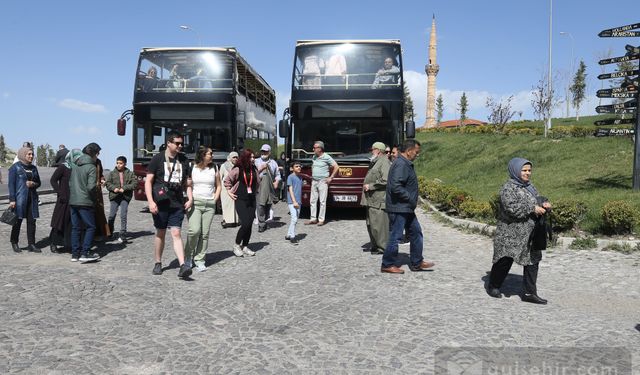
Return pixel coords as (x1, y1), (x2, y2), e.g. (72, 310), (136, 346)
(381, 139), (435, 274)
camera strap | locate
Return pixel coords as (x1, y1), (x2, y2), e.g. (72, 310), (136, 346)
(164, 152), (178, 184)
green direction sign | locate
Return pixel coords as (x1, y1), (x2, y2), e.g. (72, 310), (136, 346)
(595, 106), (636, 114)
(599, 53), (640, 65)
(598, 70), (640, 80)
(594, 118), (637, 126)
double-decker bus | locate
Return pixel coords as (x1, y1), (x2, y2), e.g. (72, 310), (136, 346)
(117, 47), (276, 200)
(279, 40), (415, 207)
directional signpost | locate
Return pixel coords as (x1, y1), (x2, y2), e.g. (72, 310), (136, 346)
(597, 22), (640, 189)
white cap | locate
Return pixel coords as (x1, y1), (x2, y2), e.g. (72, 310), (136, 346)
(260, 144), (271, 152)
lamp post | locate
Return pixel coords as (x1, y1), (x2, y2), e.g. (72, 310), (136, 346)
(559, 31), (574, 118)
(545, 0), (553, 136)
(179, 25), (202, 46)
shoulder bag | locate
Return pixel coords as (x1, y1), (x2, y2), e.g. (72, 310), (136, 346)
(1, 208), (17, 226)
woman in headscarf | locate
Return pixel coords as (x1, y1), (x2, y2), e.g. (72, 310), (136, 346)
(8, 146), (41, 253)
(49, 149), (80, 253)
(223, 149), (260, 257)
(219, 151), (239, 228)
(91, 152), (111, 240)
(487, 157), (551, 304)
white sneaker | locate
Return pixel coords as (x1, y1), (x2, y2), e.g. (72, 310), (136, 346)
(232, 244), (244, 257)
(242, 246), (256, 257)
(195, 263), (207, 272)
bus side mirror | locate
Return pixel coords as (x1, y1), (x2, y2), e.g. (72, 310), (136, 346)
(278, 119), (289, 138)
(405, 120), (415, 139)
(117, 118), (127, 136)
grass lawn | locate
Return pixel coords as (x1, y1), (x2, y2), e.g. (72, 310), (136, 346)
(413, 131), (639, 233)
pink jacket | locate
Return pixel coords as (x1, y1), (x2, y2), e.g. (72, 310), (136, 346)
(223, 166), (261, 194)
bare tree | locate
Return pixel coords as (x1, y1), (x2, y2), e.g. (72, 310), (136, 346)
(531, 71), (560, 135)
(594, 47), (613, 106)
(486, 95), (517, 132)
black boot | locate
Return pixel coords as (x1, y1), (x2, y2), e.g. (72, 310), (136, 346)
(11, 243), (21, 253)
(27, 244), (41, 253)
(486, 286), (502, 298)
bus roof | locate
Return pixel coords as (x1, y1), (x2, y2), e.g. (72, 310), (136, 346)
(139, 47), (275, 94)
(295, 40), (400, 47)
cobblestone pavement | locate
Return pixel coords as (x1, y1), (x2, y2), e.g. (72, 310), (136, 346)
(1, 193), (639, 374)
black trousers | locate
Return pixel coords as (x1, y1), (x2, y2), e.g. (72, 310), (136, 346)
(489, 256), (539, 295)
(11, 196), (36, 245)
(235, 198), (256, 247)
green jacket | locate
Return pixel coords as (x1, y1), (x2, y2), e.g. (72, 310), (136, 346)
(105, 168), (137, 202)
(69, 154), (97, 207)
(360, 155), (391, 209)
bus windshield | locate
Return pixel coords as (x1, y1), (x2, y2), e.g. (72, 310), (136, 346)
(135, 120), (232, 160)
(136, 50), (234, 93)
(293, 43), (402, 90)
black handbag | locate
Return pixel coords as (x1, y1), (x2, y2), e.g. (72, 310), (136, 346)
(1, 208), (18, 226)
(530, 196), (553, 251)
(153, 154), (178, 203)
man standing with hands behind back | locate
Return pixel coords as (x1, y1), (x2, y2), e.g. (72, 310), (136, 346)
(381, 139), (435, 274)
(361, 142), (391, 255)
(305, 140), (338, 226)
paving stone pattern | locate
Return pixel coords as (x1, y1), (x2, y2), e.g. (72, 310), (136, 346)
(0, 193), (639, 374)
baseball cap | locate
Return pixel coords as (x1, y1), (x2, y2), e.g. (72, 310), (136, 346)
(260, 144), (271, 152)
(371, 142), (386, 151)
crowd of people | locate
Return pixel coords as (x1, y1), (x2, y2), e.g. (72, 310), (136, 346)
(3, 134), (551, 303)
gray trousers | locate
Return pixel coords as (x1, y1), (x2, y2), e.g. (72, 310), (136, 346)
(310, 179), (328, 222)
(108, 198), (129, 234)
(257, 203), (272, 231)
(366, 206), (389, 252)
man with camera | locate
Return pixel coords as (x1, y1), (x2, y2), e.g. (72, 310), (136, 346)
(145, 130), (193, 279)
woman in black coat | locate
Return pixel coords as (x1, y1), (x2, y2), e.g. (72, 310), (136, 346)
(49, 150), (77, 253)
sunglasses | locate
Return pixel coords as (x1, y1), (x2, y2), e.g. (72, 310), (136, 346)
(171, 141), (183, 146)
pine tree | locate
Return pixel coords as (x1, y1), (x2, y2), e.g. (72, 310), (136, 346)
(36, 144), (50, 167)
(435, 94), (444, 126)
(569, 60), (587, 121)
(457, 92), (468, 124)
(0, 134), (6, 164)
(403, 82), (414, 123)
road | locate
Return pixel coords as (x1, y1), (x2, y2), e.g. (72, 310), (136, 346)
(0, 193), (638, 374)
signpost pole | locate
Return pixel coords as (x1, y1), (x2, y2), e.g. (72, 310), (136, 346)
(633, 90), (640, 190)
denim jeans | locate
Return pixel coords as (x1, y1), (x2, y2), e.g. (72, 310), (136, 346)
(71, 206), (96, 257)
(381, 212), (424, 268)
(287, 204), (300, 238)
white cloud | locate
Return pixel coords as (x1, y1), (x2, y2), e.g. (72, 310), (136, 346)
(58, 98), (107, 113)
(70, 125), (101, 135)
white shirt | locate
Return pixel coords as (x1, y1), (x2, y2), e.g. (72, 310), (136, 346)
(191, 166), (217, 200)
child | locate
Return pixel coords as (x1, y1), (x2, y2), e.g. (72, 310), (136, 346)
(105, 156), (137, 243)
(285, 162), (303, 245)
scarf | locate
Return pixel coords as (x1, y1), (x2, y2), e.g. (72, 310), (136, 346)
(65, 148), (83, 169)
(17, 147), (32, 165)
(507, 157), (538, 197)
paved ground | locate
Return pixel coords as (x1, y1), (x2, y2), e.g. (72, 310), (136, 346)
(0, 192), (639, 374)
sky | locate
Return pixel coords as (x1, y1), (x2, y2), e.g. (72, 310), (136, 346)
(1, 0), (638, 166)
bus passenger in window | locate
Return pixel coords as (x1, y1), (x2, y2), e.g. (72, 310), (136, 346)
(302, 52), (324, 89)
(166, 63), (182, 91)
(142, 67), (159, 91)
(371, 57), (400, 89)
(189, 67), (213, 89)
(324, 53), (347, 88)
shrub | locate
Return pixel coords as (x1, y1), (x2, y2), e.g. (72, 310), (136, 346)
(601, 242), (635, 254)
(459, 200), (493, 219)
(601, 200), (638, 234)
(443, 186), (471, 212)
(569, 236), (597, 250)
(489, 193), (501, 219)
(551, 199), (587, 232)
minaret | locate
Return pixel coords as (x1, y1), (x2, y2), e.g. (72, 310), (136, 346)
(425, 15), (439, 128)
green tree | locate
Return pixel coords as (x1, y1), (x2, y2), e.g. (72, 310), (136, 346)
(0, 134), (6, 164)
(36, 143), (52, 167)
(615, 59), (635, 114)
(569, 60), (587, 121)
(457, 92), (468, 124)
(436, 94), (444, 126)
(47, 148), (56, 166)
(403, 81), (414, 123)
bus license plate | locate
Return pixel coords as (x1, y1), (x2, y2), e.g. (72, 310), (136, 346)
(334, 195), (358, 202)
